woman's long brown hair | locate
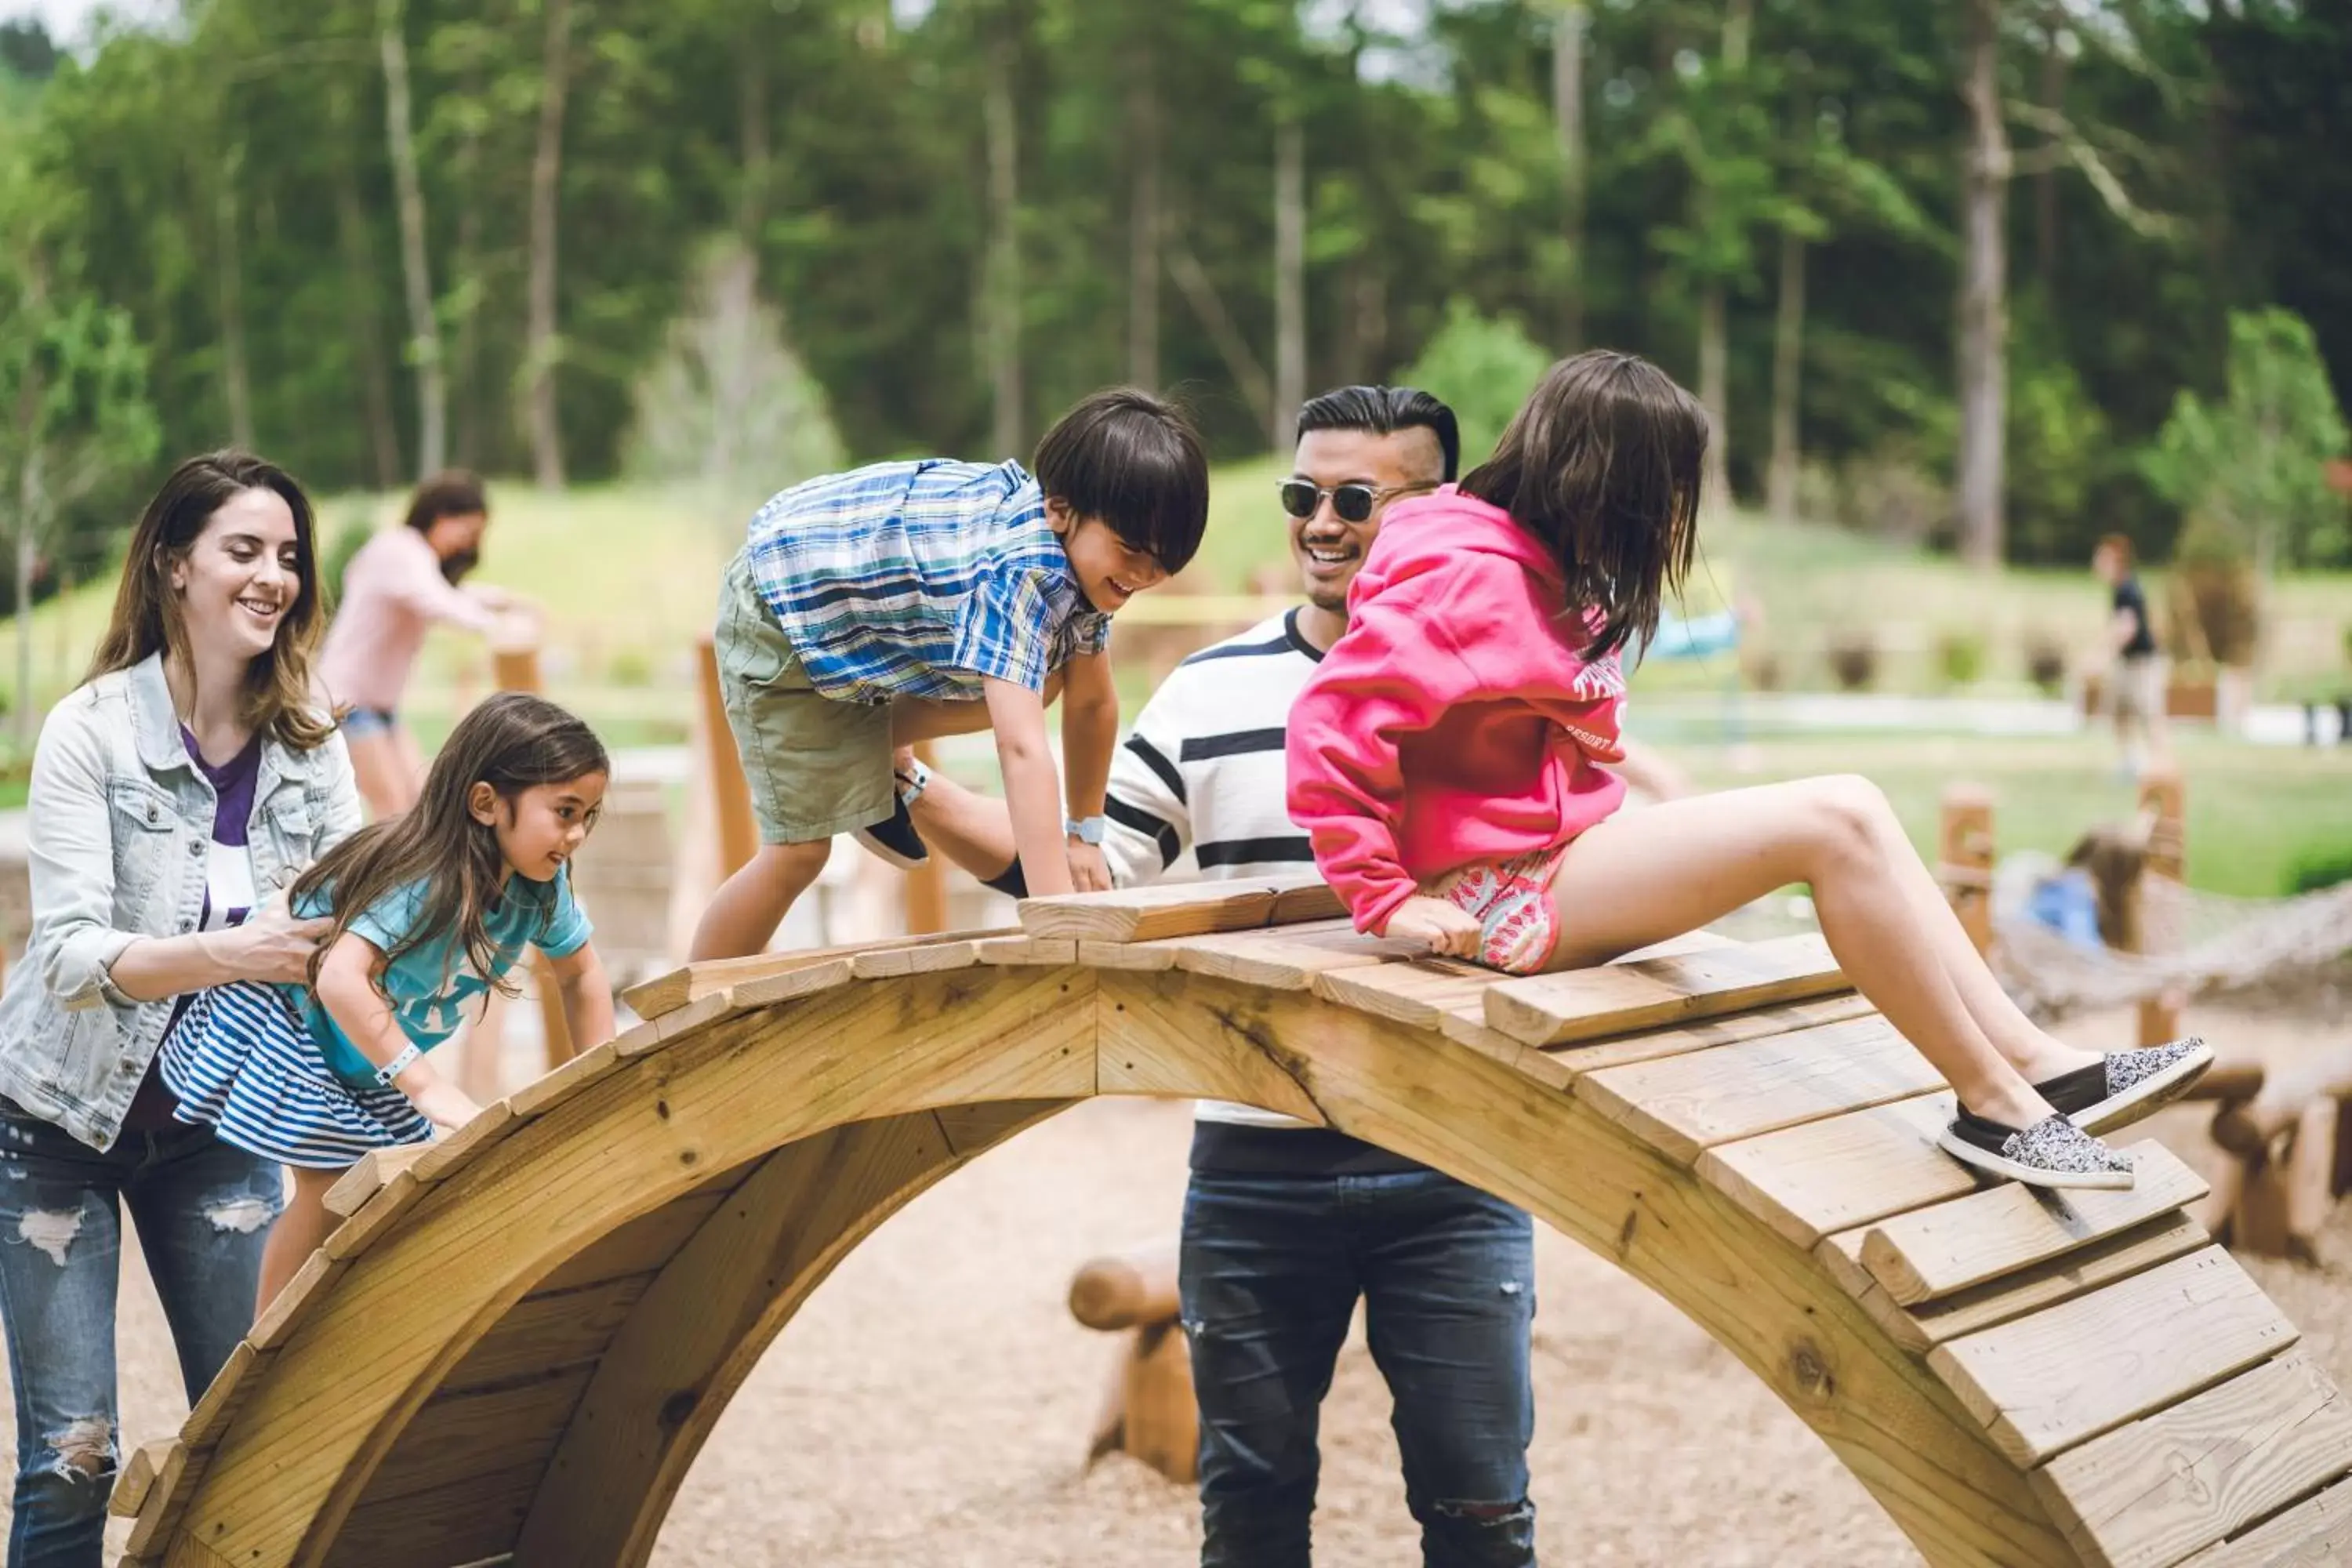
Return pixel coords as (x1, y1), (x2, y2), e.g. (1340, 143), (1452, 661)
(87, 450), (334, 750)
(291, 692), (608, 996)
(1457, 350), (1707, 661)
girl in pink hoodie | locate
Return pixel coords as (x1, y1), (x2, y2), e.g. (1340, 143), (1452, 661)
(1287, 351), (2209, 1191)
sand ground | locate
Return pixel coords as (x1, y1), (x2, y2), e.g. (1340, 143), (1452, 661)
(10, 1000), (2350, 1566)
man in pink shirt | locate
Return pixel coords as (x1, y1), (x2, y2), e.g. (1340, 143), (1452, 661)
(314, 471), (530, 818)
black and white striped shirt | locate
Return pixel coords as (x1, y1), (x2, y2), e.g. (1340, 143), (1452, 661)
(1103, 610), (1322, 1130)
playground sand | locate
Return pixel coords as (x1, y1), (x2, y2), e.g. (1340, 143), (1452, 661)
(23, 1000), (2352, 1566)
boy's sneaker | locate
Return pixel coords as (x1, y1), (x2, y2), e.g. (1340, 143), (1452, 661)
(2033, 1038), (2213, 1136)
(851, 766), (931, 869)
(1938, 1111), (2135, 1190)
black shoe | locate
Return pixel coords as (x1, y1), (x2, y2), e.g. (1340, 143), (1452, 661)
(982, 862), (1029, 898)
(851, 793), (929, 869)
(2034, 1038), (2213, 1136)
(1937, 1111), (2135, 1191)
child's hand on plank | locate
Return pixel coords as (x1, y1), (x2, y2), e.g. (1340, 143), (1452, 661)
(1381, 895), (1483, 960)
(1067, 843), (1112, 893)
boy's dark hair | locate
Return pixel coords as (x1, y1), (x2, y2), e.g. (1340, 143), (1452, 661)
(405, 470), (488, 584)
(1460, 350), (1705, 662)
(1294, 385), (1461, 482)
(1033, 389), (1209, 575)
(292, 691), (608, 998)
(2095, 532), (2134, 570)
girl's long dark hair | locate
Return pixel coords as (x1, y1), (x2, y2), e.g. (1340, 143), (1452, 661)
(89, 451), (333, 749)
(1457, 350), (1707, 660)
(292, 691), (608, 995)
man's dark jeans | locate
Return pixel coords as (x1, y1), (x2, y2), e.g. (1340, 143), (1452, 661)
(1179, 1163), (1537, 1567)
(0, 1100), (280, 1568)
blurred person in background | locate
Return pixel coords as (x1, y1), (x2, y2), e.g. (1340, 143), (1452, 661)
(2091, 533), (2169, 779)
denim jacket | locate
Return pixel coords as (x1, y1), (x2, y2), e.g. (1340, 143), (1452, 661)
(0, 653), (361, 1149)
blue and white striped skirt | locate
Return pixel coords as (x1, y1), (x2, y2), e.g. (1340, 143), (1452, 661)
(158, 982), (433, 1170)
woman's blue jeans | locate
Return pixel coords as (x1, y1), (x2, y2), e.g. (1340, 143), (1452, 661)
(0, 1100), (280, 1568)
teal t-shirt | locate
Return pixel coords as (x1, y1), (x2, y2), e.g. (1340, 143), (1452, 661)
(293, 869), (593, 1088)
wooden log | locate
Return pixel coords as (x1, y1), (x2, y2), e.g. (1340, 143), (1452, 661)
(1107, 1320), (1198, 1485)
(1069, 1245), (1181, 1331)
(2132, 771), (2185, 1049)
(1940, 784), (1995, 956)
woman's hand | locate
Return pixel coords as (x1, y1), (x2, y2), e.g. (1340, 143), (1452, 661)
(1381, 895), (1483, 960)
(1066, 842), (1112, 893)
(408, 1080), (485, 1133)
(223, 892), (333, 985)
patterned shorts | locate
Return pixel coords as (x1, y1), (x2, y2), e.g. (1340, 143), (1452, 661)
(1422, 847), (1569, 976)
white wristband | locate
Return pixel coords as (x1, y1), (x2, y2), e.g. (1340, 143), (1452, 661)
(373, 1043), (423, 1088)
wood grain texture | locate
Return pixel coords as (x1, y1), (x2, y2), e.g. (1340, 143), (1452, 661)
(2031, 1351), (2352, 1568)
(1483, 933), (1846, 1046)
(1700, 1092), (1973, 1249)
(1928, 1248), (2301, 1466)
(1859, 1141), (2208, 1305)
(2180, 1474), (2352, 1566)
(1017, 875), (1338, 942)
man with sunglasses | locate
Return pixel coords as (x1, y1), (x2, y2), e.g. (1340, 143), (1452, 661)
(897, 385), (1545, 1566)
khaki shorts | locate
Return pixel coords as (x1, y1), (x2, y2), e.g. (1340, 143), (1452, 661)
(713, 551), (895, 844)
(2105, 655), (2167, 723)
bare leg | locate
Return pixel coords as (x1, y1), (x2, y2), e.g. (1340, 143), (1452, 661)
(256, 1166), (343, 1321)
(689, 839), (832, 960)
(345, 730), (419, 820)
(896, 747), (1020, 881)
(1541, 775), (2062, 1127)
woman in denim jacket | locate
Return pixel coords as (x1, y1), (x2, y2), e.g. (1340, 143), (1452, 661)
(0, 452), (359, 1568)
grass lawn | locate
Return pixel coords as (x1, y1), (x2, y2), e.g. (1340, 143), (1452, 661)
(1674, 730), (2352, 900)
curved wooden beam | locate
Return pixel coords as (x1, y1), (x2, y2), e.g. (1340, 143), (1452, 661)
(123, 909), (2346, 1568)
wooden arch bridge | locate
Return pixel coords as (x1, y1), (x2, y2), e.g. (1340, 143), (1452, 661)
(111, 879), (2352, 1568)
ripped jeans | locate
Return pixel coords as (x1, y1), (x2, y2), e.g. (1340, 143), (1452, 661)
(0, 1098), (281, 1568)
(1180, 1164), (1537, 1567)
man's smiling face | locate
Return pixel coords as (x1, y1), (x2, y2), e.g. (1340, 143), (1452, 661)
(1287, 424), (1446, 614)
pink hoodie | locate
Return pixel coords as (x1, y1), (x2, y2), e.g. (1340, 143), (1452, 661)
(1286, 486), (1628, 935)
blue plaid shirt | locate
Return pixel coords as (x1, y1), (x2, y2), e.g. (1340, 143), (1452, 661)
(742, 459), (1112, 704)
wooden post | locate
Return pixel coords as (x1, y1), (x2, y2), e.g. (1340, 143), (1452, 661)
(490, 639), (575, 1069)
(1073, 1245), (1196, 1484)
(902, 740), (949, 935)
(1938, 784), (1995, 957)
(694, 636), (757, 880)
(2133, 770), (2185, 1048)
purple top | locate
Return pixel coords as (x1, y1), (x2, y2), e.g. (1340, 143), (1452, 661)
(124, 729), (265, 1132)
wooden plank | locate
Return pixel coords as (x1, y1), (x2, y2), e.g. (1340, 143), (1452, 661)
(360, 1364), (593, 1505)
(1860, 1141), (2209, 1306)
(1582, 1014), (1938, 1166)
(180, 1341), (260, 1450)
(529, 1188), (736, 1295)
(1483, 932), (1847, 1047)
(851, 938), (981, 980)
(1172, 920), (1423, 992)
(2031, 1351), (2352, 1568)
(973, 935), (1076, 965)
(1311, 958), (1497, 1033)
(1077, 936), (1181, 971)
(1535, 991), (1882, 1077)
(111, 1438), (180, 1517)
(1927, 1248), (2301, 1466)
(612, 989), (738, 1060)
(249, 1250), (343, 1352)
(321, 1170), (419, 1264)
(729, 955), (857, 1009)
(122, 1443), (198, 1559)
(323, 1145), (433, 1218)
(327, 1457), (543, 1567)
(621, 927), (1002, 1018)
(2180, 1473), (2352, 1566)
(1819, 1212), (2214, 1356)
(1099, 978), (1328, 1125)
(1699, 1091), (1973, 1249)
(930, 1098), (1073, 1156)
(1018, 874), (1336, 942)
(438, 1275), (653, 1390)
(506, 1036), (622, 1120)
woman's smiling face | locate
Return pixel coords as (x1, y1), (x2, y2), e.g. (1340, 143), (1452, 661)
(172, 487), (303, 662)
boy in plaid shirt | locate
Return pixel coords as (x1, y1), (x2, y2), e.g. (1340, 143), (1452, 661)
(690, 388), (1209, 960)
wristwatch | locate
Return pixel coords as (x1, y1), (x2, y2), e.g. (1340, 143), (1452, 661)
(1065, 815), (1107, 845)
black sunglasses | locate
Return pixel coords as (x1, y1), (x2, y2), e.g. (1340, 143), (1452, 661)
(1276, 478), (1432, 524)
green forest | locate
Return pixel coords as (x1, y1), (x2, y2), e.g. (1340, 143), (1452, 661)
(2, 0), (2349, 609)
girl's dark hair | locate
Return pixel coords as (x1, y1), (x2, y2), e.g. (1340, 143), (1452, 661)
(1294, 385), (1462, 482)
(1459, 350), (1706, 661)
(292, 692), (608, 996)
(1032, 387), (1210, 575)
(88, 450), (333, 750)
(404, 469), (489, 586)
